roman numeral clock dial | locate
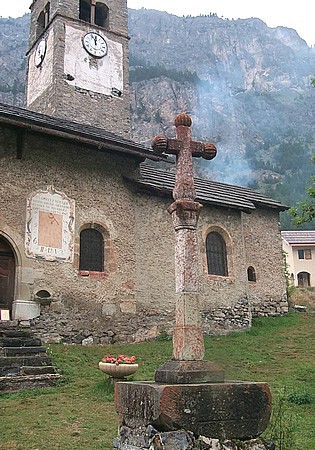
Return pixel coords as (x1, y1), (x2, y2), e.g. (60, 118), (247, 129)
(83, 32), (108, 58)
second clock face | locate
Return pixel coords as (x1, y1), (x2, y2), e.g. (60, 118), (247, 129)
(83, 32), (108, 58)
(35, 39), (47, 67)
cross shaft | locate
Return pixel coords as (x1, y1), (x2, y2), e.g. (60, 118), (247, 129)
(152, 114), (217, 361)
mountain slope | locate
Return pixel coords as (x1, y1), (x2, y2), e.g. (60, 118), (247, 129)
(0, 10), (314, 228)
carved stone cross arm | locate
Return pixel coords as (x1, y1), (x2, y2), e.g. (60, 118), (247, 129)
(154, 138), (217, 159)
(152, 114), (217, 202)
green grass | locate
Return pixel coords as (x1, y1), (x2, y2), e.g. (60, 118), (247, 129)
(0, 311), (314, 449)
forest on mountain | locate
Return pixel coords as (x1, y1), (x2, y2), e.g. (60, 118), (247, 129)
(0, 9), (314, 229)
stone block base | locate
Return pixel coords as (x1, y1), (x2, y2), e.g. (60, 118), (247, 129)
(115, 381), (272, 440)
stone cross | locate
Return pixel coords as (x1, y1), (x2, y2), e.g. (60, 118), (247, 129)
(152, 114), (217, 361)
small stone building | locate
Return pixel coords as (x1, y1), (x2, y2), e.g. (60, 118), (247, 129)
(0, 0), (288, 343)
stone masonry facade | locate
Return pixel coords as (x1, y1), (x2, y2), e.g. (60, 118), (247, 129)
(0, 123), (288, 344)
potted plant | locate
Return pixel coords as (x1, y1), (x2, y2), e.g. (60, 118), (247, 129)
(98, 354), (138, 379)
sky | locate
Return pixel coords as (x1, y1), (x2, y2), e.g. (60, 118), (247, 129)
(0, 0), (314, 47)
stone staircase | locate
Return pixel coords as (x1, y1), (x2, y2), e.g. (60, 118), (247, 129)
(0, 321), (62, 393)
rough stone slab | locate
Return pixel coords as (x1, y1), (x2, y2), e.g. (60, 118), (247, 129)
(3, 346), (47, 356)
(113, 426), (273, 449)
(0, 373), (62, 393)
(0, 321), (19, 330)
(0, 356), (52, 375)
(155, 360), (225, 384)
(0, 337), (42, 347)
(151, 430), (195, 449)
(20, 365), (57, 375)
(115, 381), (272, 440)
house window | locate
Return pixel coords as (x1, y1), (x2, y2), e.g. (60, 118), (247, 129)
(206, 231), (228, 276)
(79, 228), (104, 272)
(247, 266), (256, 282)
(79, 0), (109, 28)
(298, 249), (312, 260)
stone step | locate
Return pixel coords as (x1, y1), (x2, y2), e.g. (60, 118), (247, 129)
(0, 328), (29, 337)
(0, 330), (35, 345)
(0, 373), (62, 393)
(0, 321), (19, 330)
(2, 346), (47, 357)
(0, 337), (42, 347)
(0, 355), (53, 376)
(20, 365), (57, 376)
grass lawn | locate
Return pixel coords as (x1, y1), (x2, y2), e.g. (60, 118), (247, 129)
(0, 311), (314, 449)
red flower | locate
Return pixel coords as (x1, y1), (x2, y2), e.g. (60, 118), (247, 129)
(101, 354), (136, 365)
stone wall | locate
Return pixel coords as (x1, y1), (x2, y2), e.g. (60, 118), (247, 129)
(0, 128), (141, 342)
(0, 127), (288, 344)
(113, 426), (273, 450)
(242, 209), (288, 316)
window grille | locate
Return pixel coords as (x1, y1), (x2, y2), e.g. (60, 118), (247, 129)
(79, 228), (104, 272)
(206, 232), (228, 276)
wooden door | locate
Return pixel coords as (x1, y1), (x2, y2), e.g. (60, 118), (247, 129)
(0, 238), (16, 313)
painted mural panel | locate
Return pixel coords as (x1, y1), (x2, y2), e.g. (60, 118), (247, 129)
(25, 186), (75, 262)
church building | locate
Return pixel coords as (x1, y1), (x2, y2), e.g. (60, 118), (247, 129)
(0, 0), (288, 344)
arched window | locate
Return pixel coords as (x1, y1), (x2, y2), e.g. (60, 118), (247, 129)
(79, 228), (104, 272)
(95, 2), (109, 27)
(206, 231), (228, 276)
(79, 0), (91, 22)
(36, 2), (50, 38)
(79, 0), (109, 28)
(297, 271), (310, 287)
(247, 266), (256, 282)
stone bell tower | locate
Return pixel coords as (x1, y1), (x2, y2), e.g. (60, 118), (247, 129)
(26, 0), (130, 137)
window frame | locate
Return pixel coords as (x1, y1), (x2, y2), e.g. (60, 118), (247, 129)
(79, 0), (109, 28)
(297, 248), (312, 260)
(247, 266), (257, 282)
(206, 231), (228, 277)
(36, 2), (50, 38)
(79, 227), (105, 273)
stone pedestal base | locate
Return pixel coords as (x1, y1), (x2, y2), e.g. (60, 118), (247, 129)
(155, 360), (225, 384)
(115, 381), (272, 440)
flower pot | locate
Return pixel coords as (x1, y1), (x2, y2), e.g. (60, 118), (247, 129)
(98, 362), (139, 378)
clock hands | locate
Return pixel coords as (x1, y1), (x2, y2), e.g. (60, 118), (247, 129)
(83, 32), (107, 58)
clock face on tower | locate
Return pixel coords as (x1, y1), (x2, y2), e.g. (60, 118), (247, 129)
(82, 32), (108, 58)
(34, 38), (47, 67)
